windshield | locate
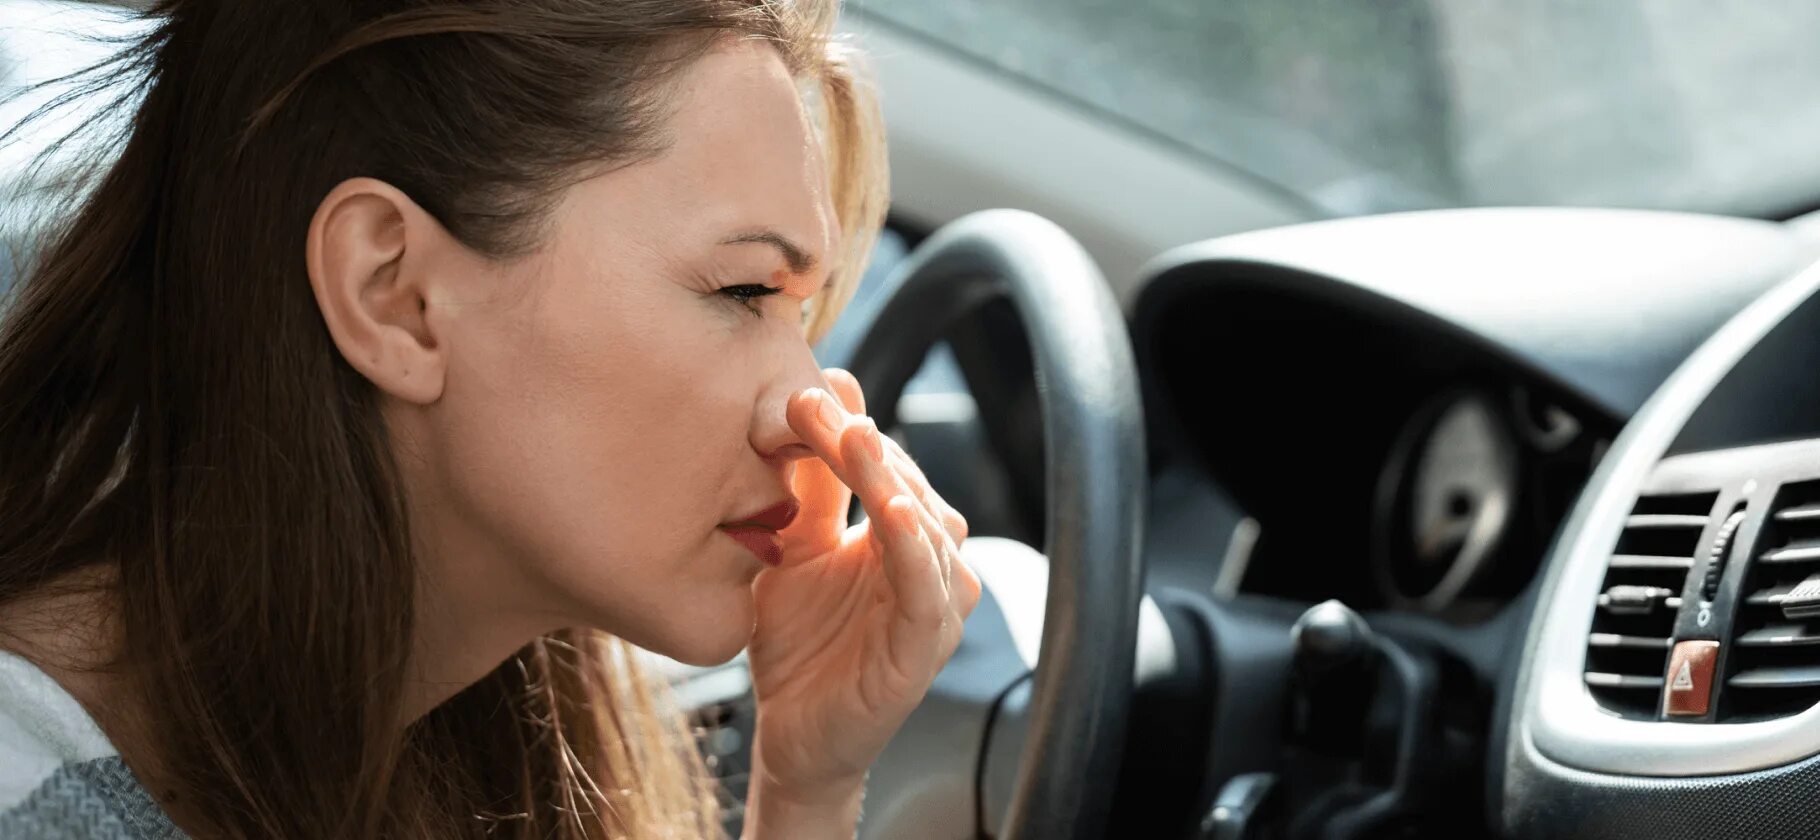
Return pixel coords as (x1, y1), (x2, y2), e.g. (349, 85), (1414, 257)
(849, 0), (1820, 219)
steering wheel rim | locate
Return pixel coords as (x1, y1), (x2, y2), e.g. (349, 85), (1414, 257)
(847, 210), (1147, 840)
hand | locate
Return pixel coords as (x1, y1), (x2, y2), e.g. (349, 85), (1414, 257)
(742, 369), (981, 837)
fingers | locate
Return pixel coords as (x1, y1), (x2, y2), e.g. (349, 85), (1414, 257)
(788, 369), (951, 540)
(833, 420), (960, 633)
(824, 367), (866, 417)
(782, 393), (853, 554)
(875, 442), (958, 593)
(855, 459), (946, 633)
(795, 393), (956, 581)
(783, 367), (866, 490)
(880, 435), (968, 547)
(788, 389), (914, 530)
(788, 389), (866, 504)
(834, 422), (984, 672)
(831, 417), (921, 555)
(950, 546), (983, 618)
(787, 380), (978, 632)
(876, 436), (967, 600)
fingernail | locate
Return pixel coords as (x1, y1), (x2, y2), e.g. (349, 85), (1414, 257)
(863, 420), (884, 461)
(815, 390), (842, 432)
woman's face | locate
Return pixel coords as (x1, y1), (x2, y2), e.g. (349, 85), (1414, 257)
(398, 41), (839, 666)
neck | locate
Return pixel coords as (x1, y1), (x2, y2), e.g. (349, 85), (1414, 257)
(401, 566), (564, 724)
(393, 416), (571, 724)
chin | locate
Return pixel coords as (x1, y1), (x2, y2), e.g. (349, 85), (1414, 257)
(658, 627), (752, 667)
(644, 590), (755, 667)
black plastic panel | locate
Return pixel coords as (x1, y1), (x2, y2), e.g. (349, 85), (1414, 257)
(1507, 738), (1820, 840)
(1128, 209), (1807, 616)
(1670, 286), (1820, 455)
(1133, 208), (1804, 423)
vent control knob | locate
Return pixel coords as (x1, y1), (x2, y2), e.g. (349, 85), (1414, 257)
(1601, 585), (1675, 615)
(1780, 573), (1820, 620)
(1700, 508), (1748, 601)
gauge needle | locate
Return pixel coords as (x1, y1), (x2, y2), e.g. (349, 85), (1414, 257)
(1416, 508), (1476, 565)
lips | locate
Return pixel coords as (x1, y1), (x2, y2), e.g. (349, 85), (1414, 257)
(721, 527), (784, 567)
(720, 498), (799, 567)
(726, 499), (800, 532)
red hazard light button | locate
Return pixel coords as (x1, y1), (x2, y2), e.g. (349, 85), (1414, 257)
(1662, 640), (1720, 717)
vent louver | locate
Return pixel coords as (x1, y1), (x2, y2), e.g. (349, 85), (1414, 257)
(1584, 492), (1715, 718)
(1724, 480), (1820, 721)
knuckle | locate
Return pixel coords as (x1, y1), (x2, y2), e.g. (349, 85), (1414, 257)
(840, 421), (876, 461)
(827, 370), (866, 411)
(943, 510), (969, 540)
(905, 600), (947, 629)
(959, 569), (982, 608)
(939, 633), (963, 662)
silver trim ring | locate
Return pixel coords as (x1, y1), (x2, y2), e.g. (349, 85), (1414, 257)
(1519, 259), (1820, 777)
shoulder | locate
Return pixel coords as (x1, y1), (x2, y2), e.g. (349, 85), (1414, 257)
(0, 651), (180, 839)
(0, 649), (118, 801)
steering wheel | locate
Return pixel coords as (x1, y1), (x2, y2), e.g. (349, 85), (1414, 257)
(844, 210), (1147, 840)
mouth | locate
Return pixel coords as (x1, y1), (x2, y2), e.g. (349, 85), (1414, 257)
(725, 498), (800, 532)
(719, 526), (784, 567)
(719, 498), (799, 567)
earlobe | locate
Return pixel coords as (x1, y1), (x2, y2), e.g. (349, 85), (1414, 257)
(305, 177), (448, 405)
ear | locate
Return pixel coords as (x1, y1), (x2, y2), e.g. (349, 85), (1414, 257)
(306, 177), (448, 404)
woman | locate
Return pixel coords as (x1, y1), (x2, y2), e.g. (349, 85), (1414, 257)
(0, 0), (980, 837)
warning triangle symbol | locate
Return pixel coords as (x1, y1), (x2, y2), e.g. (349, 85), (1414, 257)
(1671, 661), (1695, 691)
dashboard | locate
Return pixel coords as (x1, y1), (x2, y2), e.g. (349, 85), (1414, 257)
(1507, 241), (1820, 838)
(805, 201), (1820, 838)
(870, 205), (1820, 837)
(1372, 385), (1587, 614)
(1114, 206), (1820, 837)
(1139, 284), (1613, 620)
(1129, 209), (1802, 623)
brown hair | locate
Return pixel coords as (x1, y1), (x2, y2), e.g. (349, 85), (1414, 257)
(0, 0), (885, 837)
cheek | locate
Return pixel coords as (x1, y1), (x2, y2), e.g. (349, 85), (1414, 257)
(436, 271), (764, 624)
(528, 294), (751, 515)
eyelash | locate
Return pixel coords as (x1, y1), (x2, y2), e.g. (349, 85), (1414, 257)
(718, 283), (785, 317)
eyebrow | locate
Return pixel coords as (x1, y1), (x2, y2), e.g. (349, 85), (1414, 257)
(720, 229), (819, 275)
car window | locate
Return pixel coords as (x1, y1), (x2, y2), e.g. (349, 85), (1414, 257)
(849, 0), (1820, 219)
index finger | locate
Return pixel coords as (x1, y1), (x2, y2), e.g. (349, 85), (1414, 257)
(786, 390), (920, 536)
(781, 390), (850, 554)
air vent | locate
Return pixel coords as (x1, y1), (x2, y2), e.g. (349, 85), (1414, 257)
(1724, 480), (1820, 721)
(1584, 492), (1715, 718)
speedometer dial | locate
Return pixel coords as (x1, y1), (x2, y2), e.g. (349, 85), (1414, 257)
(1373, 390), (1519, 612)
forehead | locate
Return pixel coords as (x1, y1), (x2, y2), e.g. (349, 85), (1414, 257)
(555, 40), (834, 265)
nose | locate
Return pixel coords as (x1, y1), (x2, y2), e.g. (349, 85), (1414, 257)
(750, 339), (832, 464)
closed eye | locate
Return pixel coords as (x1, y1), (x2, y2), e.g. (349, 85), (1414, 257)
(719, 283), (785, 316)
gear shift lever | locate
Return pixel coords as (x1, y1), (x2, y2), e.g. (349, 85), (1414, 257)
(1290, 600), (1380, 754)
(1207, 599), (1468, 840)
(1293, 600), (1377, 671)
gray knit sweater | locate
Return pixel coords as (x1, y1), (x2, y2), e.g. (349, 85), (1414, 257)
(0, 651), (185, 839)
